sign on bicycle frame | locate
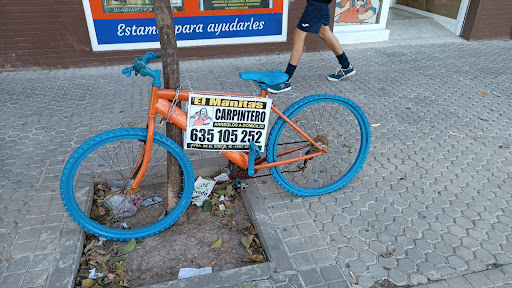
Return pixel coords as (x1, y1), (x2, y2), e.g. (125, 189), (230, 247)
(185, 93), (272, 152)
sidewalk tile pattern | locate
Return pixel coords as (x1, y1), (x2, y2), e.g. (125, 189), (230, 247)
(0, 39), (511, 287)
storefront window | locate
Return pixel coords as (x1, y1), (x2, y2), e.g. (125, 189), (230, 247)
(102, 0), (184, 13)
(334, 0), (382, 25)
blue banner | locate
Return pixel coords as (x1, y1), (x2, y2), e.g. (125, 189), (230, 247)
(94, 13), (283, 44)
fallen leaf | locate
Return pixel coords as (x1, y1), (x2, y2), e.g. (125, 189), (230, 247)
(226, 185), (236, 197)
(448, 132), (464, 138)
(119, 239), (136, 255)
(211, 238), (223, 249)
(81, 279), (95, 288)
(225, 211), (234, 218)
(370, 123), (381, 127)
(499, 145), (510, 149)
(380, 248), (397, 258)
(208, 260), (217, 267)
(242, 254), (264, 263)
(108, 256), (126, 265)
(214, 189), (227, 195)
(243, 285), (257, 288)
(116, 263), (127, 272)
(478, 92), (487, 97)
(241, 235), (255, 249)
(84, 240), (98, 253)
(492, 92), (502, 97)
(432, 93), (439, 97)
(202, 200), (213, 212)
(127, 122), (135, 126)
(6, 256), (13, 262)
(220, 244), (231, 251)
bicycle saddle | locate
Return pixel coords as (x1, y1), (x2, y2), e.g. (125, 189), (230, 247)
(239, 70), (288, 86)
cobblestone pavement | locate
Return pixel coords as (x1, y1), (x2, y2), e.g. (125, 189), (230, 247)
(0, 39), (511, 287)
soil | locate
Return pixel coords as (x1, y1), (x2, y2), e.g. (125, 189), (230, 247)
(74, 177), (266, 288)
(123, 192), (263, 286)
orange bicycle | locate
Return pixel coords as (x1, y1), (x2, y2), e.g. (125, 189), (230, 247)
(60, 52), (370, 240)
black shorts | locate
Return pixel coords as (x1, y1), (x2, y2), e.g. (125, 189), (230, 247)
(297, 1), (330, 34)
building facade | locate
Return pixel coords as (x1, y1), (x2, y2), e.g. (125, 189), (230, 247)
(0, 0), (510, 69)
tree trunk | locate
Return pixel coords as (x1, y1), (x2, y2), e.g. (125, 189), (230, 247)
(154, 0), (183, 210)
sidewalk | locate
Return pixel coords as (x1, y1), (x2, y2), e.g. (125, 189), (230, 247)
(0, 36), (511, 287)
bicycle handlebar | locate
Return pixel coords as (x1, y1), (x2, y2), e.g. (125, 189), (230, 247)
(122, 52), (162, 87)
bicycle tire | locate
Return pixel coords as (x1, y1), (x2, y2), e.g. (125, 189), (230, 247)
(60, 128), (194, 240)
(266, 94), (370, 197)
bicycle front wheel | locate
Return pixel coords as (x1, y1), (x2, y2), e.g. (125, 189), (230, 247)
(266, 94), (370, 197)
(60, 128), (194, 240)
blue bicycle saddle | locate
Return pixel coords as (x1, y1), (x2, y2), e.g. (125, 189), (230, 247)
(239, 70), (289, 86)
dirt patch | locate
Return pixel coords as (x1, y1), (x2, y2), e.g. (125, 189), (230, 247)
(74, 179), (266, 288)
(124, 190), (264, 286)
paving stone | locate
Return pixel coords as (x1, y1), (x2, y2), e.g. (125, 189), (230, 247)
(300, 268), (325, 286)
(319, 264), (345, 283)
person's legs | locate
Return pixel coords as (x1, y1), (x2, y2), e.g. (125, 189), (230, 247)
(289, 28), (308, 66)
(318, 25), (343, 56)
(318, 25), (356, 81)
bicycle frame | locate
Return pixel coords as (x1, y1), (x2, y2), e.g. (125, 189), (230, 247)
(128, 86), (328, 193)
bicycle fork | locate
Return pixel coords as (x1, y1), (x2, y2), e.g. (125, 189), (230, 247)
(127, 87), (160, 194)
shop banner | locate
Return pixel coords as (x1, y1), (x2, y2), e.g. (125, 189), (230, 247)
(185, 93), (272, 152)
(83, 0), (288, 51)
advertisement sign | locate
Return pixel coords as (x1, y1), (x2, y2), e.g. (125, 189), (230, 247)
(185, 93), (272, 152)
(82, 0), (287, 51)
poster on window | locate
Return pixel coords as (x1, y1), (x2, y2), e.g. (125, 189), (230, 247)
(185, 93), (272, 152)
(334, 0), (381, 25)
(82, 0), (287, 51)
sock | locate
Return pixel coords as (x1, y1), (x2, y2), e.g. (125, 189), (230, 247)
(284, 63), (297, 81)
(336, 53), (350, 69)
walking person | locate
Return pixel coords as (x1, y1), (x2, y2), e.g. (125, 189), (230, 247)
(268, 0), (355, 93)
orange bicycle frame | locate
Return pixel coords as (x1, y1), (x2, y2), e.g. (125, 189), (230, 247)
(128, 86), (328, 193)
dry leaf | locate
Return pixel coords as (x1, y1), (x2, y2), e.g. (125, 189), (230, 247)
(241, 235), (255, 249)
(208, 260), (217, 267)
(478, 92), (487, 97)
(242, 254), (264, 263)
(448, 132), (464, 138)
(84, 240), (98, 253)
(370, 123), (381, 127)
(243, 285), (257, 288)
(81, 279), (95, 288)
(226, 185), (236, 197)
(380, 248), (397, 258)
(220, 244), (231, 251)
(492, 92), (502, 97)
(211, 238), (222, 249)
(225, 211), (234, 218)
(6, 256), (13, 262)
(127, 122), (135, 126)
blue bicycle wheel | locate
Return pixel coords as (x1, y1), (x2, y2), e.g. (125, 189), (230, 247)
(60, 128), (194, 240)
(266, 94), (370, 196)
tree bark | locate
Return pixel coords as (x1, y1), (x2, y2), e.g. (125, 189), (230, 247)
(154, 0), (182, 210)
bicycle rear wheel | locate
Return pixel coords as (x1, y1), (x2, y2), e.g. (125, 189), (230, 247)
(60, 128), (194, 240)
(266, 94), (370, 197)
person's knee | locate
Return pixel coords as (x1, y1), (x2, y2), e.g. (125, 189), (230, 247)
(294, 28), (307, 40)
